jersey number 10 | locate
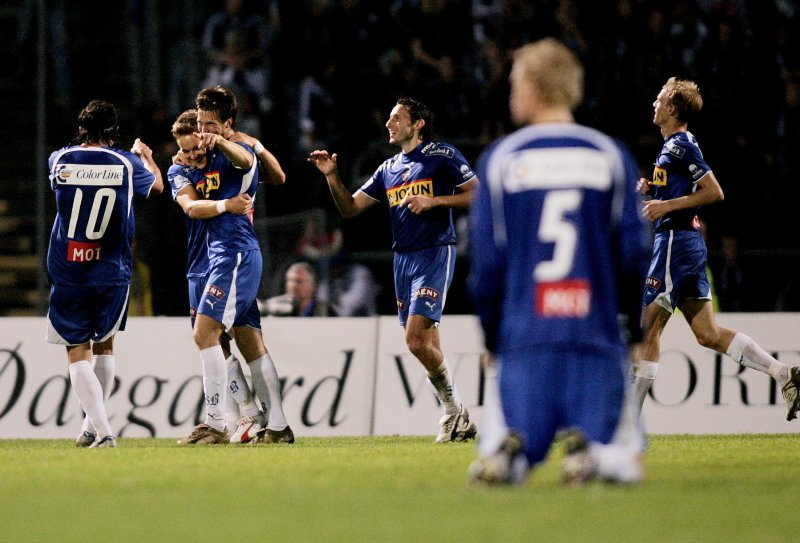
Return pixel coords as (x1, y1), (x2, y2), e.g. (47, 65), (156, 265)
(67, 187), (117, 240)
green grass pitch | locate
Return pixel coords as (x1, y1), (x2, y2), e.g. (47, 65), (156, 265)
(1, 434), (798, 542)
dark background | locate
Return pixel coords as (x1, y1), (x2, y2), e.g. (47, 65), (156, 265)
(1, 0), (799, 317)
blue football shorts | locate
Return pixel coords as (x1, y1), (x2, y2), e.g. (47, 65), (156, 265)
(643, 229), (711, 312)
(393, 244), (456, 327)
(198, 249), (262, 331)
(46, 283), (129, 346)
(499, 345), (627, 465)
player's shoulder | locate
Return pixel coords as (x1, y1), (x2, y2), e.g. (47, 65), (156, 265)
(664, 131), (700, 159)
(419, 141), (457, 159)
(168, 163), (196, 176)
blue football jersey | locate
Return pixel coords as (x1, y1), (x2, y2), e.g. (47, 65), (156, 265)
(47, 145), (157, 286)
(470, 123), (650, 354)
(649, 131), (711, 232)
(358, 141), (476, 252)
(167, 163), (210, 278)
(192, 144), (259, 258)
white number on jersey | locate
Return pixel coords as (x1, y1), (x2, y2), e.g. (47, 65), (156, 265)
(66, 187), (117, 240)
(533, 189), (582, 282)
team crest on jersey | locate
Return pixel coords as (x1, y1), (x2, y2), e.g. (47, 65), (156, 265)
(205, 284), (225, 300)
(396, 298), (406, 311)
(535, 279), (590, 318)
(414, 286), (440, 301)
(197, 171), (221, 198)
(652, 166), (667, 186)
(645, 277), (662, 290)
(387, 179), (433, 207)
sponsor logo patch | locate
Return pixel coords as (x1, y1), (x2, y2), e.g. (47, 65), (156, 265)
(189, 307), (197, 318)
(535, 279), (590, 318)
(205, 284), (225, 300)
(666, 141), (685, 158)
(56, 164), (124, 186)
(422, 143), (453, 158)
(414, 286), (440, 301)
(396, 298), (406, 311)
(387, 179), (433, 207)
(652, 166), (667, 186)
(67, 240), (102, 262)
(645, 276), (662, 290)
(197, 171), (221, 198)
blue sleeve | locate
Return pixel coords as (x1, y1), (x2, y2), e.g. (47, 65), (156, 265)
(613, 142), (651, 344)
(448, 146), (477, 187)
(468, 145), (504, 353)
(359, 165), (386, 202)
(129, 152), (157, 197)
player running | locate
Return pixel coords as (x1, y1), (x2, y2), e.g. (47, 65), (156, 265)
(629, 77), (800, 420)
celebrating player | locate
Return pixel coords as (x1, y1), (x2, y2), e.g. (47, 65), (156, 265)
(308, 97), (478, 443)
(168, 109), (268, 443)
(468, 39), (649, 485)
(630, 77), (800, 419)
(46, 100), (164, 448)
(178, 86), (293, 445)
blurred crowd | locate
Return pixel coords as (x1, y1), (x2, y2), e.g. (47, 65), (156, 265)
(20, 0), (800, 314)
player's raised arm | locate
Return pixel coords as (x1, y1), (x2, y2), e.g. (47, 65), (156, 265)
(308, 150), (375, 218)
(229, 131), (286, 186)
(131, 138), (164, 194)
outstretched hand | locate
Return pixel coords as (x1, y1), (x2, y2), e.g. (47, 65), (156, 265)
(308, 150), (338, 176)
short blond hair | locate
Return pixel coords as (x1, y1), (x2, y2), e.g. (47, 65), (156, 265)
(513, 38), (584, 111)
(170, 109), (197, 139)
(662, 77), (703, 123)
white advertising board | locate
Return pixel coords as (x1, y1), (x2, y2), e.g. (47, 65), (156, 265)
(1, 314), (799, 438)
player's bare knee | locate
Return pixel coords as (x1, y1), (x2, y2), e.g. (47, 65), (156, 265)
(694, 330), (719, 351)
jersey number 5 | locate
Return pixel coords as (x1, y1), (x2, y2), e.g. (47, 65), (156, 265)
(66, 187), (117, 240)
(534, 189), (582, 282)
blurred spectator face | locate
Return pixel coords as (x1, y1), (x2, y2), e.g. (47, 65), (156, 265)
(197, 110), (232, 136)
(286, 266), (316, 305)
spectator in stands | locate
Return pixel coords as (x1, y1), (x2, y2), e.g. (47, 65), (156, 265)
(260, 261), (336, 317)
(317, 250), (378, 317)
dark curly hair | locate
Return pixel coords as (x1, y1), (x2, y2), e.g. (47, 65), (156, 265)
(396, 97), (433, 140)
(195, 86), (238, 125)
(72, 100), (119, 145)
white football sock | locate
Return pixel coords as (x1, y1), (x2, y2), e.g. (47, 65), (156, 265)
(427, 359), (460, 415)
(629, 360), (659, 412)
(727, 332), (787, 384)
(590, 442), (644, 484)
(80, 354), (115, 435)
(200, 346), (227, 432)
(69, 360), (113, 438)
(226, 354), (260, 418)
(477, 362), (509, 458)
(249, 354), (288, 430)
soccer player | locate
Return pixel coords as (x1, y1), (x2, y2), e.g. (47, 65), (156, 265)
(168, 109), (267, 443)
(179, 86), (293, 445)
(630, 77), (800, 418)
(308, 97), (479, 443)
(46, 100), (164, 448)
(468, 38), (650, 485)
